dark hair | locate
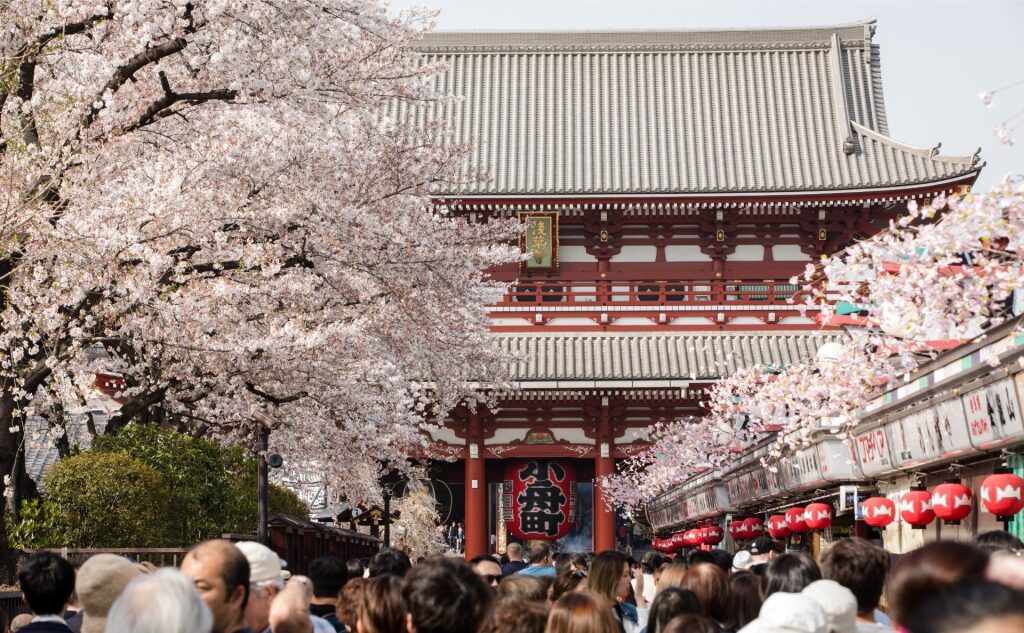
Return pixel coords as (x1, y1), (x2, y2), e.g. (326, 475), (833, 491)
(359, 574), (406, 633)
(763, 552), (821, 596)
(497, 575), (547, 602)
(470, 554), (500, 566)
(335, 577), (366, 631)
(887, 541), (988, 627)
(528, 542), (552, 565)
(707, 549), (733, 574)
(640, 551), (670, 575)
(975, 530), (1024, 554)
(587, 551), (629, 606)
(819, 537), (888, 616)
(906, 580), (1024, 633)
(646, 588), (704, 633)
(685, 550), (715, 567)
(544, 590), (619, 633)
(18, 552), (76, 616)
(661, 614), (719, 633)
(679, 563), (730, 624)
(548, 570), (588, 603)
(489, 598), (549, 633)
(368, 547), (412, 578)
(220, 543), (251, 611)
(346, 558), (366, 580)
(555, 553), (588, 576)
(728, 571), (762, 629)
(401, 556), (492, 633)
(308, 555), (348, 598)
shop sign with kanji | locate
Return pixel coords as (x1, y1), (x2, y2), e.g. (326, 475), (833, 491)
(503, 459), (577, 541)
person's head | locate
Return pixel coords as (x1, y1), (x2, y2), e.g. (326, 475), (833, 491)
(335, 577), (366, 632)
(402, 555), (491, 633)
(470, 554), (503, 590)
(180, 539), (249, 633)
(347, 558), (366, 580)
(543, 590), (619, 633)
(646, 587), (704, 633)
(656, 562), (689, 595)
(887, 541), (989, 627)
(554, 552), (588, 576)
(506, 543), (524, 562)
(497, 575), (548, 602)
(764, 553), (821, 596)
(678, 563), (730, 624)
(729, 571), (763, 629)
(641, 551), (670, 575)
(105, 568), (214, 633)
(75, 553), (145, 633)
(308, 555), (348, 600)
(368, 548), (412, 579)
(749, 536), (780, 563)
(906, 580), (1024, 633)
(10, 614), (32, 633)
(358, 574), (406, 633)
(802, 580), (857, 633)
(548, 570), (588, 603)
(587, 551), (631, 606)
(685, 550), (715, 568)
(234, 541), (288, 633)
(661, 614), (719, 633)
(975, 530), (1024, 555)
(528, 542), (553, 567)
(18, 551), (76, 616)
(708, 549), (733, 574)
(748, 591), (828, 633)
(819, 537), (888, 617)
(489, 598), (549, 633)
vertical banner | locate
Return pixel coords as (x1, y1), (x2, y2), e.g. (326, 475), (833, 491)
(505, 459), (576, 541)
(518, 211), (559, 273)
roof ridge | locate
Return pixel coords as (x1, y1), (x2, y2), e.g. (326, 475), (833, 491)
(851, 121), (981, 165)
(424, 19), (876, 37)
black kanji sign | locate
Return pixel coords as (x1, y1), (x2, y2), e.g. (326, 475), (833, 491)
(505, 459), (576, 541)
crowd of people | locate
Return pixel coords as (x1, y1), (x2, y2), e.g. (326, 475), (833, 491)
(3, 530), (1024, 633)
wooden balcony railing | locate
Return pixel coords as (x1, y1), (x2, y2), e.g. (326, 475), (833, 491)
(496, 280), (803, 306)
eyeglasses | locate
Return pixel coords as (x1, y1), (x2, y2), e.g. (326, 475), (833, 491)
(572, 570), (587, 580)
(482, 574), (502, 585)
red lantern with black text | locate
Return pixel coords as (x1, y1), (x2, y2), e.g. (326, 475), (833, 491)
(785, 506), (808, 533)
(742, 517), (764, 539)
(932, 481), (973, 525)
(900, 487), (935, 529)
(703, 524), (724, 546)
(767, 515), (790, 538)
(981, 471), (1024, 520)
(862, 497), (896, 528)
(729, 520), (745, 541)
(504, 459), (577, 541)
(804, 502), (832, 531)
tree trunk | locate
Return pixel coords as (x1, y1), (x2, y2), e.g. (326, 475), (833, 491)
(0, 395), (32, 581)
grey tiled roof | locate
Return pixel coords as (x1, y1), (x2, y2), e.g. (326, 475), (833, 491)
(499, 331), (841, 382)
(404, 21), (980, 195)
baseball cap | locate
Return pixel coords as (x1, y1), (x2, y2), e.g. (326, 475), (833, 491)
(740, 592), (827, 633)
(802, 580), (857, 633)
(750, 536), (780, 556)
(732, 550), (755, 572)
(236, 541), (288, 584)
(76, 554), (147, 633)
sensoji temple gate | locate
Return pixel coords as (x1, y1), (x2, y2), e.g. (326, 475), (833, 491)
(402, 20), (982, 558)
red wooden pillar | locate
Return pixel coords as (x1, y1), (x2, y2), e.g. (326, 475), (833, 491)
(593, 396), (617, 552)
(465, 410), (487, 559)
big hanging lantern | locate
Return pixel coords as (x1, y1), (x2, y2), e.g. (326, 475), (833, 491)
(862, 497), (896, 528)
(766, 515), (790, 538)
(703, 524), (724, 546)
(742, 517), (764, 539)
(804, 502), (833, 531)
(981, 471), (1024, 520)
(683, 529), (700, 547)
(932, 481), (973, 525)
(785, 506), (809, 533)
(900, 487), (936, 529)
(504, 459), (576, 541)
(729, 520), (745, 541)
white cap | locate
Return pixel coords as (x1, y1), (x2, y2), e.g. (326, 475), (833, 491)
(732, 550), (755, 572)
(235, 541), (288, 585)
(802, 580), (858, 633)
(739, 592), (828, 633)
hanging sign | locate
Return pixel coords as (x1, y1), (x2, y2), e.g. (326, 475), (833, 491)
(518, 211), (559, 273)
(504, 459), (576, 541)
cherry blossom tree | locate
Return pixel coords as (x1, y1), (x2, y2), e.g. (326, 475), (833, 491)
(0, 0), (518, 569)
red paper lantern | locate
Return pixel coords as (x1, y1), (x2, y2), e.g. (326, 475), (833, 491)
(683, 530), (700, 547)
(670, 532), (686, 552)
(729, 520), (745, 541)
(766, 515), (790, 538)
(785, 506), (809, 533)
(862, 497), (896, 528)
(742, 517), (764, 539)
(932, 481), (973, 525)
(981, 472), (1024, 520)
(503, 460), (577, 541)
(900, 488), (936, 529)
(703, 524), (724, 546)
(804, 502), (833, 531)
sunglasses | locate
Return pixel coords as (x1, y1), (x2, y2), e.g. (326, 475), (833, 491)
(482, 574), (502, 585)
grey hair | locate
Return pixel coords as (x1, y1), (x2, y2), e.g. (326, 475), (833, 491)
(105, 568), (214, 633)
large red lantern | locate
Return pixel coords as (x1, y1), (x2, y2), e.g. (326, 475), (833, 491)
(703, 524), (724, 546)
(785, 506), (809, 533)
(932, 481), (973, 525)
(766, 515), (790, 538)
(981, 471), (1024, 521)
(503, 459), (576, 541)
(729, 520), (745, 541)
(670, 532), (686, 552)
(683, 530), (700, 547)
(804, 502), (833, 531)
(862, 497), (896, 528)
(900, 487), (935, 529)
(742, 517), (764, 539)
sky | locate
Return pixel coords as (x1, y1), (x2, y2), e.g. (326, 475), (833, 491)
(388, 0), (1024, 190)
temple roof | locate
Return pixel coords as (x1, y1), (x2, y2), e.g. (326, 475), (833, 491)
(498, 331), (841, 384)
(404, 20), (981, 196)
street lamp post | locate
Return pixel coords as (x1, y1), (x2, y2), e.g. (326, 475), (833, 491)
(383, 488), (392, 548)
(251, 410), (276, 546)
